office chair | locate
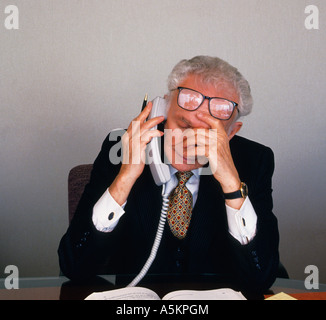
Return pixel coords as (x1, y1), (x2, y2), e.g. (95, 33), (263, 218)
(68, 164), (93, 224)
(67, 164), (289, 279)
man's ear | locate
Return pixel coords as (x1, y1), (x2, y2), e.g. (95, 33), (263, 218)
(228, 121), (243, 140)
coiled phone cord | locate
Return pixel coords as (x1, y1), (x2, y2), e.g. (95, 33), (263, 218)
(127, 184), (169, 287)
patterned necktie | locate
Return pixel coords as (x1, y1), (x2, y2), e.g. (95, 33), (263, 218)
(167, 171), (193, 239)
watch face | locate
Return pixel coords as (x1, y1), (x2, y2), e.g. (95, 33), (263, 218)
(240, 183), (248, 198)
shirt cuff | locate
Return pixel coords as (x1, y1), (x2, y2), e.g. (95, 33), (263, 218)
(225, 197), (257, 245)
(92, 189), (126, 233)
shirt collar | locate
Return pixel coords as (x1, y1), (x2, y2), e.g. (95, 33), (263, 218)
(169, 165), (202, 179)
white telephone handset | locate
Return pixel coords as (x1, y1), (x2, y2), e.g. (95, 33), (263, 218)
(146, 97), (171, 186)
(127, 96), (170, 287)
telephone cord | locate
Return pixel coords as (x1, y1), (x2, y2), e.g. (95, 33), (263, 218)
(127, 184), (169, 287)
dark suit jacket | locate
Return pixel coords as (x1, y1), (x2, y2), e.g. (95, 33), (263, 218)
(58, 131), (279, 293)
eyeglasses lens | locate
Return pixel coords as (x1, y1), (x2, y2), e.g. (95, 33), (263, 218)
(178, 89), (203, 110)
(209, 100), (234, 120)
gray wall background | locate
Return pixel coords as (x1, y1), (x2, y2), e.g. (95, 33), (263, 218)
(1, 0), (325, 283)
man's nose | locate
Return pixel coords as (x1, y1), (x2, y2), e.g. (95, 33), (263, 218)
(190, 99), (211, 128)
(198, 98), (210, 114)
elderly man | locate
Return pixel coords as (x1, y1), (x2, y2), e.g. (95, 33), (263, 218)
(58, 56), (279, 294)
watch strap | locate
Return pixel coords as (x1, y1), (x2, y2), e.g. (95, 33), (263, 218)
(223, 182), (248, 200)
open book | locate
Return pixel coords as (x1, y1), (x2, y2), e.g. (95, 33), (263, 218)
(85, 286), (246, 300)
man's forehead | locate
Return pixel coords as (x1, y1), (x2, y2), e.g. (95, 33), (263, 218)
(181, 74), (237, 96)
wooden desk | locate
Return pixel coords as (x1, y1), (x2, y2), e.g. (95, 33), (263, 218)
(288, 292), (326, 300)
(265, 292), (326, 300)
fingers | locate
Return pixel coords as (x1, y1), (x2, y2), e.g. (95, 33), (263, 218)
(196, 112), (227, 133)
(171, 128), (215, 151)
(129, 101), (165, 133)
(118, 100), (166, 182)
(141, 129), (164, 144)
(135, 101), (165, 124)
(142, 115), (165, 131)
(136, 101), (153, 123)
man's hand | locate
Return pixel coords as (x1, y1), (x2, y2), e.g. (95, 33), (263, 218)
(193, 112), (244, 209)
(109, 102), (164, 206)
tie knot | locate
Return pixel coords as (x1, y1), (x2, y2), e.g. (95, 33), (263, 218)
(176, 171), (193, 185)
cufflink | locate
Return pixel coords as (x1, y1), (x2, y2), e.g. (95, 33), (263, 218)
(108, 212), (115, 220)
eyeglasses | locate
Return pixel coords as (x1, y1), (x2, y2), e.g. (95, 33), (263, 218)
(176, 87), (238, 120)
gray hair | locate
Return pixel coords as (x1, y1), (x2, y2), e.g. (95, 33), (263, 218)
(167, 56), (253, 118)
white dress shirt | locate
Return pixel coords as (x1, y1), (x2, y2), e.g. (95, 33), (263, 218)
(92, 166), (257, 245)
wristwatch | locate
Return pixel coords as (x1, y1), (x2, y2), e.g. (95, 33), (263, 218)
(223, 182), (248, 200)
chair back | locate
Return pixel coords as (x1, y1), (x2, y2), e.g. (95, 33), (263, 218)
(68, 164), (93, 223)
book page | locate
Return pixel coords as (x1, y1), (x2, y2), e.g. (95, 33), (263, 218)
(85, 287), (161, 300)
(162, 288), (246, 300)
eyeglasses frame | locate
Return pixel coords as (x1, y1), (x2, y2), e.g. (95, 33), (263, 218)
(175, 86), (238, 121)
